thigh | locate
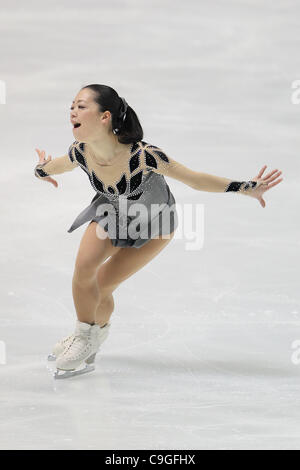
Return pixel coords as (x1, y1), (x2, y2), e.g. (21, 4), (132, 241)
(74, 221), (121, 272)
(96, 231), (175, 291)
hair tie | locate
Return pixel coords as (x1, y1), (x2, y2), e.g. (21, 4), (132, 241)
(119, 97), (128, 122)
(113, 97), (128, 134)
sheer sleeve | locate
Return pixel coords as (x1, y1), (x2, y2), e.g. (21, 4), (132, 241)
(142, 143), (257, 194)
(34, 142), (79, 179)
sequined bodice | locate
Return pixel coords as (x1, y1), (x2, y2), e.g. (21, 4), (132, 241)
(68, 140), (170, 202)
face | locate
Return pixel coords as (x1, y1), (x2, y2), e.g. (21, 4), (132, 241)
(70, 88), (111, 141)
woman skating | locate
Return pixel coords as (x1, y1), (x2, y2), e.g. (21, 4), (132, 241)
(34, 84), (283, 378)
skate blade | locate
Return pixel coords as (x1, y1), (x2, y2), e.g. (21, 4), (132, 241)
(47, 354), (56, 362)
(54, 363), (95, 380)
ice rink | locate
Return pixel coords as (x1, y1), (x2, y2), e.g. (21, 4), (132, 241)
(0, 0), (299, 450)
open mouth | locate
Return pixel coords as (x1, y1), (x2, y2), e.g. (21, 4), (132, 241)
(74, 123), (81, 128)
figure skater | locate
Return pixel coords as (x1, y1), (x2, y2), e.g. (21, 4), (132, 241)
(34, 84), (283, 378)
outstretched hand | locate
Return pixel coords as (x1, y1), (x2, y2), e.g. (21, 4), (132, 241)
(35, 148), (58, 188)
(249, 166), (283, 208)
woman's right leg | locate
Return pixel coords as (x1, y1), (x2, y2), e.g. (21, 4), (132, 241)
(72, 221), (121, 324)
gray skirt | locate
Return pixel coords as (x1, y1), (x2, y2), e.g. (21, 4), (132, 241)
(67, 171), (178, 249)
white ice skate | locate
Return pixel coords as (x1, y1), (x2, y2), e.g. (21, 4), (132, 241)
(47, 332), (74, 362)
(53, 321), (109, 379)
(48, 320), (111, 362)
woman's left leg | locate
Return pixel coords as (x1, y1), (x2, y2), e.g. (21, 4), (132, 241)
(95, 231), (175, 325)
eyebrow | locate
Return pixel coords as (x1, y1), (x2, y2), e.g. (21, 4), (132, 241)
(72, 99), (87, 104)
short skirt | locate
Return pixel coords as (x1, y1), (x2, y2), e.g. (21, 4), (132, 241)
(67, 171), (178, 249)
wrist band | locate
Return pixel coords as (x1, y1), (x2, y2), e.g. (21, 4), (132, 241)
(224, 180), (257, 192)
(34, 162), (50, 178)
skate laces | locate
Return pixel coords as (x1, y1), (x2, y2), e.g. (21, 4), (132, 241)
(62, 334), (73, 344)
(62, 332), (93, 360)
(60, 323), (105, 359)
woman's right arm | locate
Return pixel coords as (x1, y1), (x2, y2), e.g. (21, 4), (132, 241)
(34, 144), (79, 187)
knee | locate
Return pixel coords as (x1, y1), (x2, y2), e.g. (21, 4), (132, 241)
(73, 258), (98, 286)
(96, 269), (119, 298)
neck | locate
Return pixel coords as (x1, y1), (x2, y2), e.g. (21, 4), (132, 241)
(86, 133), (128, 165)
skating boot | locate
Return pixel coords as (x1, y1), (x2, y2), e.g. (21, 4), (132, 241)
(54, 320), (104, 379)
(48, 320), (111, 361)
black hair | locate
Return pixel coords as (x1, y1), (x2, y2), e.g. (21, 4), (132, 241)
(81, 84), (143, 144)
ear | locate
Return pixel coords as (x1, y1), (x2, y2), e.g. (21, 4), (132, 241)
(102, 110), (112, 121)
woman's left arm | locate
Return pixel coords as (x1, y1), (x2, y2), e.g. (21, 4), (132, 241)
(143, 144), (283, 208)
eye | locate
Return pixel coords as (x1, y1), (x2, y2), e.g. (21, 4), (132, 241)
(70, 106), (85, 110)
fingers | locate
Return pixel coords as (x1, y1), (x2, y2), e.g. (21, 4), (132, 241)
(35, 148), (44, 162)
(35, 149), (52, 163)
(35, 148), (42, 161)
(265, 178), (283, 190)
(263, 169), (281, 181)
(257, 166), (283, 183)
(257, 165), (267, 178)
(263, 169), (279, 180)
(269, 170), (282, 182)
(258, 166), (266, 177)
(263, 170), (283, 188)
